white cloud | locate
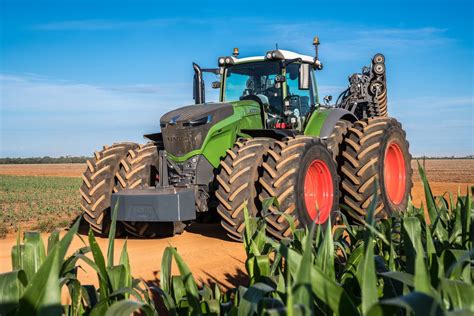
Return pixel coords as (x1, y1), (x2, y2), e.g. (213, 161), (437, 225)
(34, 19), (178, 31)
(0, 74), (194, 156)
(261, 22), (451, 60)
(0, 74), (190, 112)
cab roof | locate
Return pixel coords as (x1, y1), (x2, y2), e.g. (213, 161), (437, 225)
(230, 49), (315, 65)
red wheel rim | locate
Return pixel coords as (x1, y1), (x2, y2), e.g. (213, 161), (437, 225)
(304, 160), (334, 224)
(384, 142), (406, 205)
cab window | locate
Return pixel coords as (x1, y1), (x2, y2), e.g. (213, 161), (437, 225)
(224, 61), (282, 115)
(285, 63), (312, 117)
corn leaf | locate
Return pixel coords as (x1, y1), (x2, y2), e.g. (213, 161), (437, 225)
(47, 231), (60, 255)
(285, 247), (358, 315)
(170, 247), (201, 313)
(171, 275), (186, 305)
(160, 247), (173, 294)
(238, 282), (274, 316)
(0, 270), (28, 315)
(357, 190), (379, 315)
(119, 241), (131, 293)
(404, 217), (432, 295)
(104, 300), (156, 316)
(367, 291), (444, 316)
(440, 278), (474, 311)
(16, 245), (62, 315)
(66, 278), (84, 316)
(107, 265), (127, 293)
(15, 218), (80, 315)
(316, 219), (335, 281)
(380, 271), (414, 287)
(88, 228), (111, 312)
(292, 225), (313, 311)
(418, 163), (449, 241)
(107, 201), (119, 268)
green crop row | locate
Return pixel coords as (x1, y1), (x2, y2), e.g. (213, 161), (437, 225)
(0, 165), (472, 315)
(0, 175), (82, 237)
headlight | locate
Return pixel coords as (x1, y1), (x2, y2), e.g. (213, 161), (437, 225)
(218, 56), (234, 66)
(265, 50), (284, 60)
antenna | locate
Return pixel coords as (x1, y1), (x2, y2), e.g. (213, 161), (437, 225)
(313, 36), (320, 60)
(275, 43), (279, 50)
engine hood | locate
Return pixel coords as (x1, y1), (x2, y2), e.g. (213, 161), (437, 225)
(160, 102), (233, 127)
(160, 102), (234, 157)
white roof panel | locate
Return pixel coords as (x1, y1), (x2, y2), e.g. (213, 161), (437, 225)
(230, 49), (315, 65)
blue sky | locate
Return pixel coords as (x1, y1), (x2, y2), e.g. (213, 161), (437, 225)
(0, 0), (473, 157)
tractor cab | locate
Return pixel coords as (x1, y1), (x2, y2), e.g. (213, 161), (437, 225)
(193, 39), (323, 131)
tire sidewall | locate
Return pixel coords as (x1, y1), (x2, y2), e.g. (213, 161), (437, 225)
(295, 143), (339, 228)
(379, 124), (411, 214)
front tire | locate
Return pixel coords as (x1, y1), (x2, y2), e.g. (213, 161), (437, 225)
(80, 142), (139, 235)
(215, 138), (274, 241)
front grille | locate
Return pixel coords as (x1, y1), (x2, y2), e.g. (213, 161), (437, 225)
(161, 124), (210, 157)
(160, 103), (234, 157)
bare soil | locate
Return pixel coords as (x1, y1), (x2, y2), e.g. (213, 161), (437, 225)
(0, 223), (247, 290)
(0, 163), (86, 177)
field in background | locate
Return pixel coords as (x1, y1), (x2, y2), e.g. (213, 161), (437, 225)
(0, 159), (472, 237)
(0, 163), (85, 177)
(0, 175), (81, 237)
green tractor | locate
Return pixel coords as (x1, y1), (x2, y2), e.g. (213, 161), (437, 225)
(80, 37), (412, 240)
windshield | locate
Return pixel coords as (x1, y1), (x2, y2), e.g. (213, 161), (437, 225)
(223, 61), (282, 113)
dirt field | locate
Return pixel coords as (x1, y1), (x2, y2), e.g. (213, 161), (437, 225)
(0, 223), (247, 290)
(410, 159), (473, 206)
(1, 160), (472, 206)
(0, 159), (472, 289)
(0, 163), (85, 177)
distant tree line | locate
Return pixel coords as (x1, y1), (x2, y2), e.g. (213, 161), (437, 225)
(0, 156), (91, 164)
(413, 155), (474, 159)
(0, 155), (471, 164)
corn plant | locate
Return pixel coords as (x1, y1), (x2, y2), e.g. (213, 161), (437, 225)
(156, 165), (473, 315)
(1, 167), (472, 315)
(0, 219), (81, 315)
(0, 203), (156, 316)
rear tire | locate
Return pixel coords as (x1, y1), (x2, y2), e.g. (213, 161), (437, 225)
(117, 143), (185, 238)
(215, 138), (274, 241)
(339, 117), (412, 221)
(80, 142), (139, 235)
(325, 120), (353, 160)
(259, 136), (340, 239)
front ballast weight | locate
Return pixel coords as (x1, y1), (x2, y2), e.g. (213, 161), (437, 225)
(336, 53), (388, 119)
(111, 150), (197, 223)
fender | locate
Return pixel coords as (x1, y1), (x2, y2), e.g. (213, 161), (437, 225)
(304, 108), (357, 138)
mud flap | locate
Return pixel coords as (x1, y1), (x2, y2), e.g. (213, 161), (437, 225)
(111, 187), (196, 222)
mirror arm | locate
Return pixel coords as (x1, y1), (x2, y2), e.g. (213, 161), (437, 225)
(201, 68), (220, 75)
(282, 58), (303, 67)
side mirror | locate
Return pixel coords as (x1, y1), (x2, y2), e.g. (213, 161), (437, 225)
(211, 81), (221, 89)
(323, 95), (332, 105)
(193, 63), (205, 104)
(298, 63), (310, 90)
